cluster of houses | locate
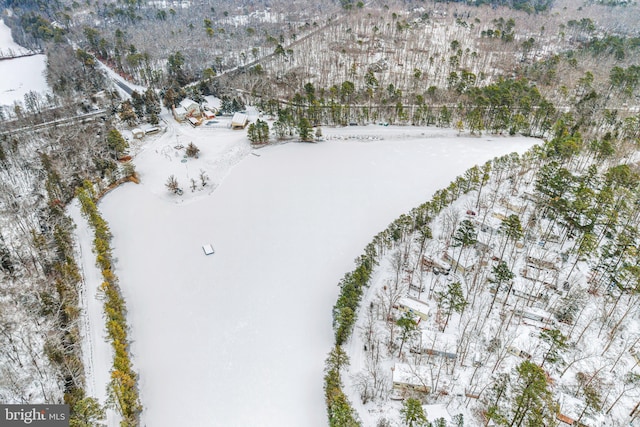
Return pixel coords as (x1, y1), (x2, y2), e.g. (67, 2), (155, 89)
(390, 306), (587, 426)
(385, 198), (594, 426)
(391, 297), (461, 397)
(171, 97), (249, 129)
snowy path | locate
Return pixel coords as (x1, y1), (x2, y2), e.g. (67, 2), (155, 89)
(70, 201), (121, 427)
(95, 125), (536, 426)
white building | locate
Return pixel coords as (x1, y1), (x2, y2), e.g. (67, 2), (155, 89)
(173, 98), (200, 122)
(391, 363), (432, 396)
(414, 330), (458, 360)
(397, 296), (430, 321)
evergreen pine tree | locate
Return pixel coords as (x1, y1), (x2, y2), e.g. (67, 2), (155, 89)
(487, 261), (514, 315)
(509, 361), (556, 426)
(186, 142), (200, 157)
(70, 397), (105, 427)
(400, 398), (428, 427)
(539, 329), (567, 367)
(452, 219), (477, 270)
(106, 129), (129, 159)
(396, 312), (419, 356)
(435, 281), (467, 330)
(298, 117), (313, 141)
(248, 119), (270, 145)
(130, 90), (145, 118)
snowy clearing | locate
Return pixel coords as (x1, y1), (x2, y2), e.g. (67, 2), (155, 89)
(0, 19), (49, 107)
(92, 117), (536, 426)
(0, 54), (50, 106)
(0, 19), (30, 54)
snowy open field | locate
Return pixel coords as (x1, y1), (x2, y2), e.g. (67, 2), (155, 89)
(0, 18), (29, 54)
(86, 118), (536, 426)
(0, 19), (49, 107)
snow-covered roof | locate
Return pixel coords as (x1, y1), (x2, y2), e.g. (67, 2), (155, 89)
(180, 98), (199, 110)
(392, 363), (432, 387)
(526, 254), (560, 271)
(203, 95), (221, 109)
(513, 307), (554, 323)
(142, 125), (161, 134)
(511, 281), (547, 300)
(419, 330), (458, 353)
(443, 250), (475, 271)
(398, 296), (430, 317)
(231, 112), (248, 125)
(174, 106), (187, 116)
(557, 393), (586, 421)
(501, 199), (525, 214)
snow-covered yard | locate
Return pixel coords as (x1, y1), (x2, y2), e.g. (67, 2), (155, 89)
(86, 117), (535, 426)
(0, 19), (49, 107)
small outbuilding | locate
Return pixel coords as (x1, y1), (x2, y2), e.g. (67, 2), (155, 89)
(474, 240), (492, 255)
(131, 128), (144, 139)
(511, 286), (546, 303)
(231, 112), (249, 129)
(507, 346), (532, 360)
(144, 126), (161, 135)
(203, 95), (221, 112)
(202, 244), (215, 255)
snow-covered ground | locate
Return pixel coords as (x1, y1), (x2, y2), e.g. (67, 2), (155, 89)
(0, 18), (28, 54)
(0, 19), (49, 107)
(69, 201), (121, 427)
(339, 149), (640, 426)
(91, 116), (536, 426)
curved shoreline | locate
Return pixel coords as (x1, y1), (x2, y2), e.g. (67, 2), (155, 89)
(95, 129), (536, 426)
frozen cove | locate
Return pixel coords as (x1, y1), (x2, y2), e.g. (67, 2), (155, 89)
(98, 126), (536, 426)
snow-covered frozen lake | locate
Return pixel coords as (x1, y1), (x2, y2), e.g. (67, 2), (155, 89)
(0, 19), (49, 107)
(97, 125), (536, 426)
